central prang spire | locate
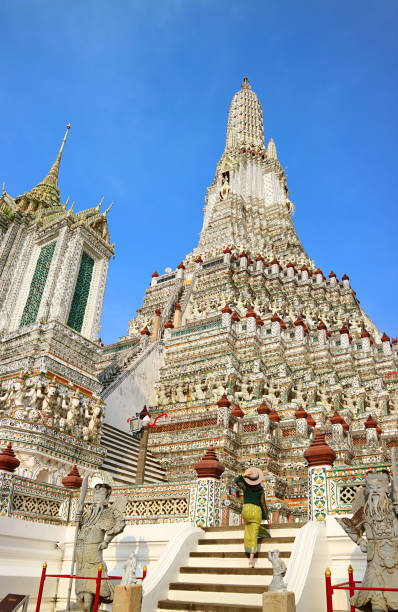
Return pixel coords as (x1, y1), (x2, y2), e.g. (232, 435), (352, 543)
(225, 77), (265, 152)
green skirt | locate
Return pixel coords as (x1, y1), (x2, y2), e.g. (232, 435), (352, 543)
(242, 503), (269, 554)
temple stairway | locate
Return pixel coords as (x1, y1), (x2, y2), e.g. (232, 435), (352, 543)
(100, 422), (165, 485)
(156, 523), (304, 612)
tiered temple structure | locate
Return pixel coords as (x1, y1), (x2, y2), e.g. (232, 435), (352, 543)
(101, 78), (398, 521)
(0, 126), (116, 482)
(0, 79), (397, 521)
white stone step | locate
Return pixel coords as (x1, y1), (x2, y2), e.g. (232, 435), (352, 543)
(177, 570), (272, 586)
(200, 526), (300, 539)
(187, 554), (289, 569)
(195, 541), (294, 553)
(167, 588), (264, 606)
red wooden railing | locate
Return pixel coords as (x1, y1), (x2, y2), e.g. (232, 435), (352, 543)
(35, 562), (147, 612)
(325, 565), (398, 612)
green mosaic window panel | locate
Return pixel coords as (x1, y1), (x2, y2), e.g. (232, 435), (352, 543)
(20, 242), (56, 327)
(67, 251), (94, 333)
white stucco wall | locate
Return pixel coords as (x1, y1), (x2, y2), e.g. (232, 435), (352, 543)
(0, 516), (66, 611)
(0, 516), (185, 612)
(325, 516), (366, 611)
(104, 343), (164, 433)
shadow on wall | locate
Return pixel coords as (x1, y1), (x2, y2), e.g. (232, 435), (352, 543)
(100, 536), (149, 611)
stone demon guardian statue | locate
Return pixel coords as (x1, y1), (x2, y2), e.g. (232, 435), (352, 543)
(75, 483), (127, 612)
(336, 468), (398, 612)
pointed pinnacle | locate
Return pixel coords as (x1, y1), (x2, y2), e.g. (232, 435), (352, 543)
(103, 202), (113, 216)
(42, 124), (71, 188)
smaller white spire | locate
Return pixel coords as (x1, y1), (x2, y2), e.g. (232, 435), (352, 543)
(267, 138), (278, 160)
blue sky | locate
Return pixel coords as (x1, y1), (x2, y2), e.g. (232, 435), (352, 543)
(1, 1), (397, 344)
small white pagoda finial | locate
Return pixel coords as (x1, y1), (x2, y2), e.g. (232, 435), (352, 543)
(267, 138), (278, 160)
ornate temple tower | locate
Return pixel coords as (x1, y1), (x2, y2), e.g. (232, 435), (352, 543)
(0, 127), (115, 484)
(101, 78), (398, 518)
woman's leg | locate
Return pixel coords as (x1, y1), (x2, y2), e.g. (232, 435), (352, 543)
(242, 504), (261, 567)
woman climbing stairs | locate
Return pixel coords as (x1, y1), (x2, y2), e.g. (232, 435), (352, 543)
(156, 522), (304, 611)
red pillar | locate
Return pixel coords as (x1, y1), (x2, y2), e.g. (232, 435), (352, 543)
(93, 564), (103, 612)
(325, 568), (333, 612)
(348, 565), (355, 612)
(35, 562), (47, 612)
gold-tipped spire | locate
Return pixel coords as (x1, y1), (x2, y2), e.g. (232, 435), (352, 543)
(42, 124), (71, 188)
(96, 196), (104, 212)
(103, 202), (113, 216)
(68, 200), (75, 216)
(21, 124), (71, 209)
(62, 196), (70, 210)
(241, 76), (251, 90)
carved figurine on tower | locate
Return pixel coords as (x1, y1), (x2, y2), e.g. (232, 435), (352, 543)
(336, 469), (398, 612)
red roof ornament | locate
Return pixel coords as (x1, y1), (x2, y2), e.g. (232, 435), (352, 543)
(0, 442), (20, 473)
(164, 319), (174, 329)
(287, 262), (294, 268)
(257, 400), (271, 415)
(307, 414), (316, 428)
(269, 408), (281, 423)
(194, 445), (225, 479)
(317, 320), (327, 330)
(256, 254), (263, 261)
(141, 326), (151, 336)
(217, 394), (231, 408)
(342, 273), (349, 281)
(340, 324), (349, 335)
(239, 251), (247, 258)
(155, 308), (161, 316)
(256, 316), (264, 327)
(175, 303), (181, 311)
(315, 268), (323, 275)
(62, 466), (83, 489)
(177, 261), (185, 270)
(301, 264), (308, 272)
(329, 271), (337, 278)
(295, 405), (308, 419)
(364, 414), (377, 429)
(140, 405), (150, 419)
(381, 332), (390, 343)
(294, 316), (304, 327)
(280, 320), (287, 330)
(246, 306), (257, 318)
(152, 270), (159, 278)
(304, 429), (336, 467)
(330, 410), (344, 425)
(232, 311), (240, 322)
(221, 303), (233, 314)
(341, 418), (349, 432)
(271, 313), (281, 323)
(223, 246), (232, 254)
(361, 327), (370, 338)
(195, 255), (203, 263)
(271, 258), (280, 265)
(231, 403), (244, 418)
